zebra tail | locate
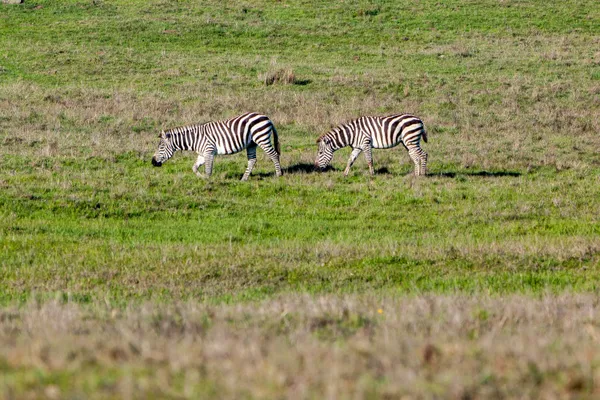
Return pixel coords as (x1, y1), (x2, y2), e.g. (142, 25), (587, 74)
(422, 125), (428, 143)
(272, 124), (281, 156)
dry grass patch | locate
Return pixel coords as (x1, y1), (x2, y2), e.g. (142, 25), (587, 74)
(261, 68), (296, 86)
(2, 294), (600, 398)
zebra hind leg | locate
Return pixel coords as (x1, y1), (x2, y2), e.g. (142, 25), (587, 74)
(363, 145), (374, 176)
(420, 151), (428, 176)
(408, 147), (425, 176)
(270, 152), (283, 177)
(203, 153), (215, 178)
(257, 142), (282, 177)
(241, 145), (258, 181)
(241, 159), (257, 181)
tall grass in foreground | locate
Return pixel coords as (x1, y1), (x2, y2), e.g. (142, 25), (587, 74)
(1, 294), (600, 398)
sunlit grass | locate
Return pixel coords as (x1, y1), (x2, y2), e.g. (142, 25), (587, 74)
(1, 0), (599, 397)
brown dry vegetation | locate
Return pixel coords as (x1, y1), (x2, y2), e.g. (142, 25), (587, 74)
(2, 70), (599, 172)
(262, 67), (297, 86)
(2, 295), (600, 399)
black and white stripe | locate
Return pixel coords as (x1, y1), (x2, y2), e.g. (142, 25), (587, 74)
(315, 114), (428, 176)
(152, 112), (282, 180)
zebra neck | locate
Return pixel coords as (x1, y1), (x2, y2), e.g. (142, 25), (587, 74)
(329, 130), (351, 150)
(170, 127), (200, 152)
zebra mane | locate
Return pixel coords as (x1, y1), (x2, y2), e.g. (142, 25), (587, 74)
(163, 123), (203, 137)
(316, 128), (335, 143)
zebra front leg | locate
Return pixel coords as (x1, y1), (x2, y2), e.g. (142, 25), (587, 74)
(192, 154), (206, 177)
(344, 148), (363, 176)
(241, 145), (258, 181)
(408, 146), (426, 176)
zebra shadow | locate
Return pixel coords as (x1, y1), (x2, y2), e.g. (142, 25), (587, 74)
(251, 164), (522, 178)
(283, 163), (392, 175)
(250, 163), (335, 178)
(253, 166), (521, 179)
(284, 163), (336, 174)
(374, 167), (392, 174)
(436, 170), (522, 178)
(255, 164), (396, 177)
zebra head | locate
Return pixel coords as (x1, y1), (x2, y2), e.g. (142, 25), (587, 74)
(152, 131), (174, 167)
(315, 137), (334, 170)
(315, 137), (335, 170)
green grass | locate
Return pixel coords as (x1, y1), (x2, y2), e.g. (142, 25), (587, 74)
(1, 0), (600, 306)
(1, 151), (599, 305)
(0, 1), (599, 396)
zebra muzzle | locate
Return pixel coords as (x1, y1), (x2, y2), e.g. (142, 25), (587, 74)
(151, 157), (162, 167)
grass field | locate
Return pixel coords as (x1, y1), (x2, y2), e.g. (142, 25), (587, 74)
(1, 0), (599, 398)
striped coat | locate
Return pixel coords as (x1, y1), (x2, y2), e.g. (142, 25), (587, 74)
(152, 112), (282, 180)
(315, 114), (428, 176)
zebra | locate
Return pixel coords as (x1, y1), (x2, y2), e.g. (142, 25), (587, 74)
(315, 114), (428, 176)
(151, 112), (282, 180)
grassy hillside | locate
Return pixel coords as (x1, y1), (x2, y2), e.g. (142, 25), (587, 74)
(1, 0), (599, 397)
